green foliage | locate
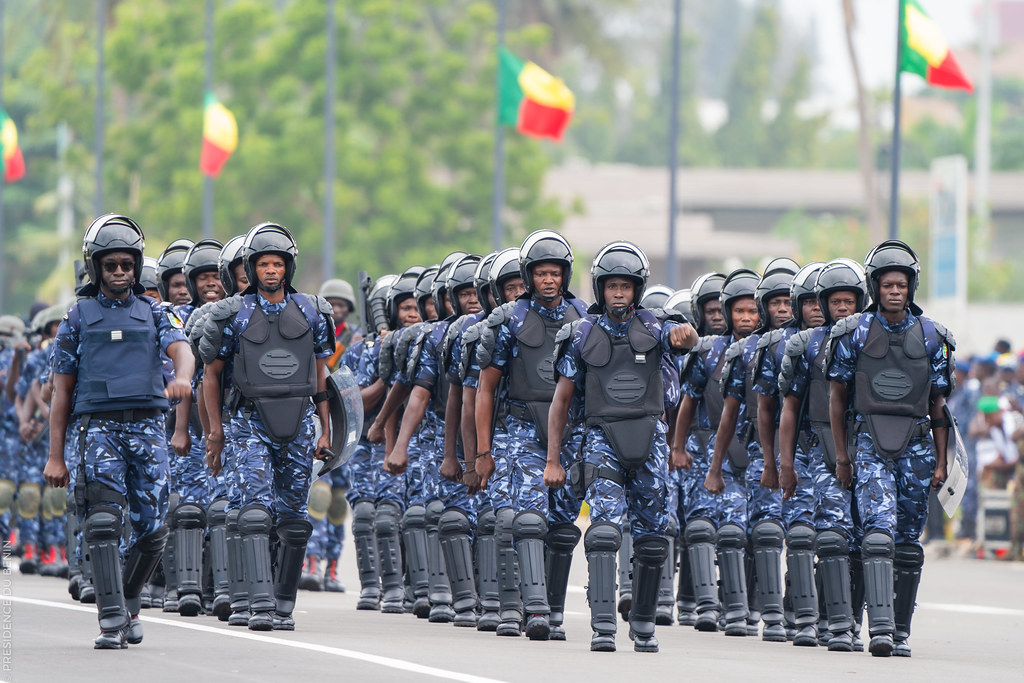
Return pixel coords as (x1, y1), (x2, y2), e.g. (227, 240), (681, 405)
(1, 0), (566, 313)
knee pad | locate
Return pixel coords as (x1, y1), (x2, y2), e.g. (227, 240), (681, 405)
(512, 511), (547, 541)
(375, 502), (401, 536)
(207, 499), (229, 527)
(327, 487), (349, 526)
(236, 505), (273, 536)
(225, 508), (240, 533)
(634, 535), (670, 566)
(861, 530), (895, 560)
(83, 505), (123, 543)
(42, 485), (68, 520)
(135, 525), (171, 554)
(15, 482), (41, 519)
(894, 543), (924, 571)
(584, 521), (622, 553)
(684, 517), (716, 545)
(425, 500), (444, 527)
(402, 504), (427, 531)
(814, 528), (850, 559)
(352, 501), (375, 535)
(477, 508), (497, 536)
(546, 523), (581, 553)
(751, 519), (784, 549)
(716, 523), (746, 550)
(277, 517), (313, 547)
(0, 478), (14, 514)
(438, 509), (471, 537)
(172, 502), (207, 530)
(307, 479), (331, 521)
(785, 523), (816, 551)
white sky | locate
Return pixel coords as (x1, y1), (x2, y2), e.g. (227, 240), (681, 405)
(782, 0), (981, 105)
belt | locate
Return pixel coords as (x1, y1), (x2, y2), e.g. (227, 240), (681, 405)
(83, 408), (161, 423)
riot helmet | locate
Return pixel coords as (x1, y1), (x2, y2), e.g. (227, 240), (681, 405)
(489, 247), (522, 305)
(139, 257), (160, 292)
(788, 262), (825, 328)
(863, 239), (921, 314)
(183, 239), (224, 306)
(474, 252), (499, 314)
(754, 265), (796, 332)
(82, 214), (147, 295)
(369, 273), (399, 333)
(689, 271), (726, 335)
(414, 265), (439, 322)
(218, 235), (246, 296)
(519, 230), (573, 301)
(665, 289), (692, 318)
(816, 258), (868, 325)
(590, 241), (649, 309)
(157, 238), (194, 301)
(388, 266), (424, 329)
(433, 251), (468, 320)
(720, 268), (760, 336)
(0, 315), (26, 342)
(241, 222), (298, 294)
(639, 285), (674, 310)
(447, 254), (482, 318)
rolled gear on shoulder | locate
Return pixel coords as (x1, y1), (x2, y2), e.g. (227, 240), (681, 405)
(786, 522), (819, 646)
(475, 508), (501, 631)
(630, 535), (669, 653)
(545, 522), (581, 640)
(84, 505), (129, 649)
(584, 521), (621, 652)
(273, 517), (313, 630)
(351, 500), (380, 610)
(716, 523), (750, 636)
(375, 501), (405, 614)
(439, 509), (479, 627)
(684, 517), (720, 632)
(171, 502), (206, 617)
(402, 504), (431, 618)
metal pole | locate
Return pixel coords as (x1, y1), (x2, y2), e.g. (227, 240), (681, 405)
(888, 0), (904, 241)
(94, 0), (105, 216)
(666, 0), (682, 289)
(0, 0), (5, 314)
(322, 0), (336, 281)
(202, 0), (213, 239)
(491, 0), (506, 252)
(57, 123), (75, 304)
(974, 0), (992, 265)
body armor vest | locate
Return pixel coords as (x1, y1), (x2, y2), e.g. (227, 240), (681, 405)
(853, 316), (931, 458)
(74, 297), (168, 415)
(581, 314), (663, 469)
(233, 297), (316, 443)
(742, 336), (760, 446)
(806, 333), (839, 471)
(507, 302), (581, 447)
(702, 339), (750, 470)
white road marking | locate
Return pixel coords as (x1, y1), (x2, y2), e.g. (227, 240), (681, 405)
(4, 595), (509, 683)
(918, 602), (1024, 617)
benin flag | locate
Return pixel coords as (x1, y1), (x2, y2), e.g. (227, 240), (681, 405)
(200, 92), (238, 177)
(900, 0), (973, 91)
(0, 110), (25, 183)
(498, 47), (574, 141)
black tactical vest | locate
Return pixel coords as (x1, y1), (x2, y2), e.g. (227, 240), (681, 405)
(233, 298), (317, 443)
(703, 339), (751, 470)
(507, 303), (580, 447)
(581, 315), (663, 469)
(743, 340), (760, 444)
(806, 337), (840, 471)
(853, 316), (931, 458)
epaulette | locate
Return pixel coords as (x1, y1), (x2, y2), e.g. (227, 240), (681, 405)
(197, 297), (244, 364)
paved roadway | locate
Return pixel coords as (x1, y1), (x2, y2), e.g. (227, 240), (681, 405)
(3, 544), (1023, 683)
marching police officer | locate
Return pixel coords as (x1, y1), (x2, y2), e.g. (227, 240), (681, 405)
(827, 240), (954, 657)
(44, 214), (194, 648)
(200, 222), (335, 632)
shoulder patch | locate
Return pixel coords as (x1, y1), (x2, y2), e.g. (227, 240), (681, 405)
(930, 319), (956, 351)
(166, 308), (184, 330)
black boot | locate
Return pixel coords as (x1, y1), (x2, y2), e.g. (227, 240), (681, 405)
(630, 536), (669, 652)
(585, 522), (621, 652)
(545, 523), (580, 640)
(273, 518), (313, 630)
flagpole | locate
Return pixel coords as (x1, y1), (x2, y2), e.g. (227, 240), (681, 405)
(491, 0), (507, 252)
(202, 0), (213, 239)
(666, 0), (682, 289)
(0, 0), (5, 314)
(322, 0), (336, 281)
(94, 0), (105, 216)
(889, 0), (904, 241)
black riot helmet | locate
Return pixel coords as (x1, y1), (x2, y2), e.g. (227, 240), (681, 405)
(81, 214), (147, 295)
(590, 241), (649, 309)
(863, 239), (921, 314)
(639, 285), (674, 310)
(689, 271), (726, 335)
(140, 257), (160, 292)
(183, 239), (224, 305)
(474, 252), (499, 314)
(387, 266), (424, 329)
(415, 265), (439, 322)
(489, 247), (522, 305)
(519, 230), (573, 301)
(370, 273), (399, 332)
(157, 238), (195, 301)
(218, 235), (246, 296)
(665, 289), (692, 318)
(241, 222), (298, 295)
(754, 265), (797, 332)
(720, 268), (760, 336)
(433, 251), (468, 320)
(816, 258), (868, 325)
(789, 262), (825, 328)
(761, 256), (800, 276)
(446, 254), (481, 318)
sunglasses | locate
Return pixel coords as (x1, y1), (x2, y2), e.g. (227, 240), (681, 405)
(101, 260), (136, 274)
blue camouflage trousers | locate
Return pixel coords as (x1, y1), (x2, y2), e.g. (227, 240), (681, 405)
(585, 421), (670, 540)
(806, 439), (857, 549)
(229, 406), (316, 521)
(433, 417), (476, 523)
(505, 414), (580, 525)
(75, 415), (169, 541)
(718, 457), (748, 529)
(168, 421), (211, 506)
(345, 440), (382, 505)
(308, 467), (349, 558)
(16, 436), (45, 545)
(487, 426), (515, 512)
(682, 432), (717, 525)
(744, 447), (782, 531)
(402, 417), (439, 508)
(854, 430), (935, 547)
(780, 437), (817, 530)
